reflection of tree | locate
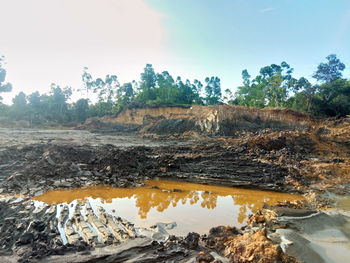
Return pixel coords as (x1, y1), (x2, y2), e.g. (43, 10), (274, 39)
(200, 192), (217, 209)
(135, 190), (201, 219)
(232, 195), (261, 224)
(132, 188), (265, 221)
(35, 180), (303, 224)
(231, 194), (298, 224)
(237, 205), (247, 224)
(133, 190), (220, 219)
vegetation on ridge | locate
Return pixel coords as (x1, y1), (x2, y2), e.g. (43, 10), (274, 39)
(0, 54), (349, 125)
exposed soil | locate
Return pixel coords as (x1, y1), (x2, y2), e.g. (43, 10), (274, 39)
(0, 105), (349, 262)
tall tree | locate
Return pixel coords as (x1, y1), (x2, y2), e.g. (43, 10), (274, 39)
(287, 77), (315, 113)
(47, 83), (72, 122)
(313, 54), (345, 83)
(235, 62), (296, 108)
(81, 67), (94, 100)
(116, 82), (135, 109)
(27, 91), (44, 124)
(93, 75), (119, 102)
(260, 62), (294, 107)
(176, 77), (195, 104)
(73, 98), (89, 122)
(0, 56), (13, 102)
(156, 71), (177, 103)
(192, 79), (204, 104)
(137, 64), (157, 102)
(10, 92), (28, 120)
(204, 77), (222, 105)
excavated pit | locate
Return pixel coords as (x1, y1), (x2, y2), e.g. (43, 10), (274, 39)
(0, 105), (350, 262)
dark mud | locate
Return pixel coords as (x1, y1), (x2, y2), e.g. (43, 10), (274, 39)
(0, 124), (349, 262)
(0, 131), (307, 196)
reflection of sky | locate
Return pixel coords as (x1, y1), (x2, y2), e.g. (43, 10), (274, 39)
(33, 180), (304, 236)
(87, 194), (247, 236)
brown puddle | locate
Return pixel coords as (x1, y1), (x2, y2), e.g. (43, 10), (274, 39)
(33, 180), (304, 236)
(337, 196), (350, 211)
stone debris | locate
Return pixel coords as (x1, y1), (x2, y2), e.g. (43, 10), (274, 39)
(0, 114), (349, 262)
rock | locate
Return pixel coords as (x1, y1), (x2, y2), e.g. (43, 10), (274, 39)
(32, 221), (46, 232)
(274, 207), (318, 217)
(18, 233), (34, 245)
(196, 251), (215, 263)
(77, 171), (93, 177)
(224, 229), (299, 263)
(204, 226), (239, 252)
(45, 156), (56, 165)
(184, 232), (200, 249)
(53, 181), (72, 188)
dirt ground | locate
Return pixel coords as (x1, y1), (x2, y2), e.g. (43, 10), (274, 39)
(0, 106), (350, 263)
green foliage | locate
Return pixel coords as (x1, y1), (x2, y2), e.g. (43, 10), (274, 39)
(137, 64), (157, 103)
(204, 77), (222, 105)
(313, 54), (345, 83)
(73, 99), (89, 122)
(235, 62), (296, 108)
(0, 56), (12, 102)
(2, 55), (349, 126)
(311, 79), (350, 116)
(233, 54), (350, 117)
(88, 101), (115, 117)
(136, 65), (208, 105)
(234, 70), (265, 108)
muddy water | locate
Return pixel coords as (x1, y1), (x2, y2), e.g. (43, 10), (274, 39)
(33, 180), (304, 236)
(337, 196), (350, 211)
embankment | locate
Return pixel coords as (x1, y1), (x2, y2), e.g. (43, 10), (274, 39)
(106, 104), (317, 135)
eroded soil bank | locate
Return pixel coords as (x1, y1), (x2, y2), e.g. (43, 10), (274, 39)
(0, 105), (350, 263)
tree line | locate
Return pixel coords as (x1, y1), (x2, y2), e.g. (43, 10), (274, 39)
(0, 54), (349, 125)
(231, 54), (349, 117)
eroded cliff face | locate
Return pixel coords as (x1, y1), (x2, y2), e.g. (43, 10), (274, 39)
(109, 105), (316, 135)
(111, 105), (191, 125)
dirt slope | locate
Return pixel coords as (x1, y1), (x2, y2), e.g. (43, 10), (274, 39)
(105, 105), (316, 136)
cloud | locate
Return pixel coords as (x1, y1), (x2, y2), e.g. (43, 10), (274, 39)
(259, 7), (275, 13)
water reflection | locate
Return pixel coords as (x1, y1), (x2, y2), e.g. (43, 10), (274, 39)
(33, 180), (304, 226)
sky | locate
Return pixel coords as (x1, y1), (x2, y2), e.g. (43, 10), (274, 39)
(1, 0), (350, 104)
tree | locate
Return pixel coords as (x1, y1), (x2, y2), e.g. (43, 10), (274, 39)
(260, 62), (294, 107)
(93, 75), (119, 102)
(192, 79), (204, 104)
(137, 64), (157, 102)
(140, 64), (156, 90)
(313, 79), (350, 116)
(81, 67), (94, 100)
(74, 99), (89, 122)
(223, 88), (234, 104)
(235, 70), (266, 108)
(313, 54), (345, 83)
(176, 77), (195, 104)
(116, 82), (135, 110)
(27, 91), (44, 124)
(0, 56), (13, 102)
(47, 83), (72, 122)
(10, 92), (28, 120)
(204, 77), (222, 105)
(155, 71), (177, 103)
(287, 77), (315, 112)
(235, 62), (296, 108)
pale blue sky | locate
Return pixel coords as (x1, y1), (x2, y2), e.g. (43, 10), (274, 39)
(146, 0), (350, 86)
(1, 0), (349, 103)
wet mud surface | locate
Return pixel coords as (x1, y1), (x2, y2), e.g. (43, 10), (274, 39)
(0, 126), (349, 262)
